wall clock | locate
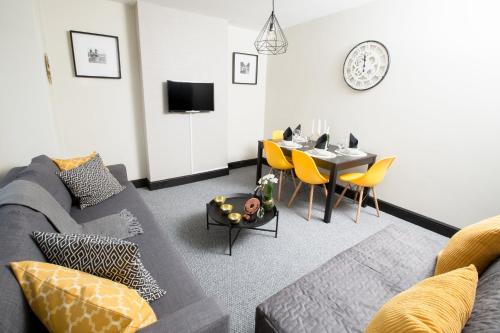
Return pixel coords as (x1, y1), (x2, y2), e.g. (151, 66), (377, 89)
(343, 40), (390, 91)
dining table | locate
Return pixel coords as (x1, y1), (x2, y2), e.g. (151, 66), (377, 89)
(256, 139), (377, 223)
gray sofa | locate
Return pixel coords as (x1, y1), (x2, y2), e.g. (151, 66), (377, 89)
(0, 155), (230, 333)
(255, 224), (500, 332)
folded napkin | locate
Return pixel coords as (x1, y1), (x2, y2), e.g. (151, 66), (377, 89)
(315, 133), (329, 149)
(349, 133), (359, 148)
(283, 127), (293, 141)
(294, 124), (301, 135)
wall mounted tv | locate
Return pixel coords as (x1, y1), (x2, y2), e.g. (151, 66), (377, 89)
(167, 80), (214, 112)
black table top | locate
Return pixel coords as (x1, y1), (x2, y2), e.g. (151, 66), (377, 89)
(207, 194), (277, 228)
(259, 139), (377, 171)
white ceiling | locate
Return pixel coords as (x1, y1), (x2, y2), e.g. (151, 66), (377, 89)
(112, 0), (376, 29)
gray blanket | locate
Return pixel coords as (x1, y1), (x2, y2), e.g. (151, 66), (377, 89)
(0, 180), (142, 239)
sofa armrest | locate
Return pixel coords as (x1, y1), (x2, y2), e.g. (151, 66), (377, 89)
(107, 164), (128, 184)
(138, 297), (230, 333)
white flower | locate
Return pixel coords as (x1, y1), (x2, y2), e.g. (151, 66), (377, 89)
(258, 174), (279, 186)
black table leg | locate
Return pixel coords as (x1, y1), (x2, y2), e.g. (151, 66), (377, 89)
(256, 141), (263, 185)
(228, 226), (232, 256)
(324, 165), (338, 223)
(206, 204), (209, 230)
(275, 210), (279, 238)
(362, 157), (377, 208)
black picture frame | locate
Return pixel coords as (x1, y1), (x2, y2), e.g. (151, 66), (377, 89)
(69, 30), (122, 79)
(232, 52), (258, 85)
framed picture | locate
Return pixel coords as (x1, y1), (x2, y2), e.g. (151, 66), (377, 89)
(69, 30), (121, 79)
(232, 52), (258, 85)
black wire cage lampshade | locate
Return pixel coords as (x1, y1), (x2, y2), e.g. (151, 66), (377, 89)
(254, 0), (288, 55)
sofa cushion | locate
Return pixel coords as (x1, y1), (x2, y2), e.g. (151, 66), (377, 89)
(32, 231), (166, 302)
(0, 205), (55, 333)
(70, 183), (207, 317)
(58, 155), (125, 209)
(365, 265), (478, 333)
(463, 258), (500, 332)
(435, 215), (500, 275)
(51, 151), (96, 171)
(1, 155), (72, 212)
(11, 261), (157, 333)
(255, 224), (446, 333)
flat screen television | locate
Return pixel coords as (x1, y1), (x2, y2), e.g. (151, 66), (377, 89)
(167, 80), (214, 112)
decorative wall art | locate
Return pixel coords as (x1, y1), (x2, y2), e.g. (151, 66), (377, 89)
(232, 52), (258, 85)
(70, 30), (121, 79)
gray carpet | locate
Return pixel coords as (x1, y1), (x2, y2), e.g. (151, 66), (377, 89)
(138, 166), (447, 333)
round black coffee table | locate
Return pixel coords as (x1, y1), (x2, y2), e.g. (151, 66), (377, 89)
(206, 193), (279, 256)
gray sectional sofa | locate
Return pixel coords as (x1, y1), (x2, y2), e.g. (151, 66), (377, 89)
(256, 224), (500, 332)
(0, 155), (230, 333)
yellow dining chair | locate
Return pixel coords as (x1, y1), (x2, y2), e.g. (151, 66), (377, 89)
(335, 156), (396, 223)
(263, 141), (296, 202)
(272, 130), (284, 141)
(288, 150), (329, 221)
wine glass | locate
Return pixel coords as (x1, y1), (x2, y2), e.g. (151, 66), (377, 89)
(303, 135), (311, 149)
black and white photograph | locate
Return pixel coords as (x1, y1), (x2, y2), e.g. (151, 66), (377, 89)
(232, 52), (258, 84)
(88, 49), (107, 64)
(70, 30), (121, 79)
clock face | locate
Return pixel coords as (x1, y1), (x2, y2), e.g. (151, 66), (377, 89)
(343, 40), (390, 91)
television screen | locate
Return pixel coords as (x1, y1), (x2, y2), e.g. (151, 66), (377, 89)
(167, 80), (214, 112)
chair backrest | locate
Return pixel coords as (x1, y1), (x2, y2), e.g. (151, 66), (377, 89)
(272, 130), (284, 141)
(291, 150), (326, 185)
(264, 141), (291, 170)
(357, 156), (396, 187)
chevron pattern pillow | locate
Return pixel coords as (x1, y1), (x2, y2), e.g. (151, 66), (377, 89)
(32, 231), (166, 302)
(58, 154), (125, 209)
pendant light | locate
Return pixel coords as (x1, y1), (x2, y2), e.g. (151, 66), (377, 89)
(254, 0), (288, 55)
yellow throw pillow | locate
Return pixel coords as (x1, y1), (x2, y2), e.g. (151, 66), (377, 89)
(435, 215), (500, 275)
(365, 265), (478, 333)
(10, 261), (156, 333)
(52, 151), (97, 171)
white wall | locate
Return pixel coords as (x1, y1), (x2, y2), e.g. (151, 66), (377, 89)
(0, 0), (59, 176)
(38, 0), (147, 180)
(227, 26), (267, 162)
(265, 0), (500, 228)
(136, 1), (228, 181)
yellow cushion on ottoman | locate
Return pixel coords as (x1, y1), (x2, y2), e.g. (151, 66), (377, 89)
(52, 151), (96, 171)
(435, 215), (500, 275)
(10, 261), (156, 333)
(365, 265), (478, 333)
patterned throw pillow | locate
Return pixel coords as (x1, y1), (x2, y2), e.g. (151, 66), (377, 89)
(10, 261), (157, 333)
(51, 151), (97, 171)
(32, 231), (166, 302)
(58, 154), (125, 208)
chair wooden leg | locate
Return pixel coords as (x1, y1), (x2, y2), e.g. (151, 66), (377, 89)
(268, 168), (273, 175)
(308, 185), (314, 221)
(334, 186), (348, 208)
(278, 170), (283, 202)
(372, 187), (381, 217)
(353, 186), (359, 203)
(355, 187), (364, 223)
(322, 184), (328, 198)
(290, 169), (297, 188)
(288, 182), (302, 207)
